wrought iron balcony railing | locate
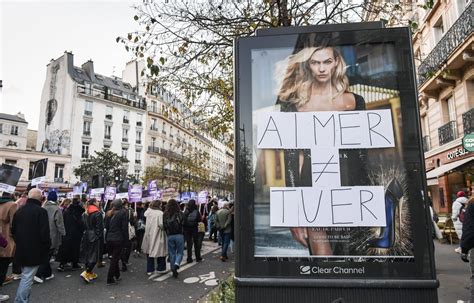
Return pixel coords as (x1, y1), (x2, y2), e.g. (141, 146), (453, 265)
(438, 120), (457, 146)
(463, 108), (474, 135)
(422, 135), (430, 152)
(77, 85), (147, 110)
(417, 2), (473, 86)
(104, 134), (111, 139)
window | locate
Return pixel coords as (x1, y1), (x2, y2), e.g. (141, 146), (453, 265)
(137, 114), (143, 126)
(447, 96), (456, 122)
(54, 164), (64, 180)
(82, 144), (89, 158)
(122, 128), (129, 142)
(106, 106), (113, 120)
(135, 150), (141, 161)
(122, 148), (128, 158)
(28, 161), (35, 180)
(433, 17), (445, 44)
(151, 118), (157, 130)
(123, 110), (129, 124)
(170, 126), (173, 138)
(151, 137), (156, 147)
(83, 121), (91, 136)
(5, 159), (17, 166)
(84, 101), (93, 116)
(134, 170), (140, 181)
(162, 122), (166, 134)
(104, 125), (111, 139)
(136, 131), (142, 144)
(84, 82), (92, 95)
(0, 124), (2, 133)
(151, 101), (157, 112)
(10, 125), (19, 136)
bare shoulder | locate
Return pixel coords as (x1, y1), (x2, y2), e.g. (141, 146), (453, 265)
(342, 92), (356, 110)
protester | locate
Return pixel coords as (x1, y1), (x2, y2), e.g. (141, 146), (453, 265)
(80, 198), (104, 283)
(35, 191), (65, 283)
(104, 199), (128, 285)
(453, 191), (469, 253)
(11, 188), (51, 303)
(0, 192), (17, 301)
(135, 202), (146, 256)
(141, 200), (167, 277)
(208, 205), (218, 242)
(121, 199), (135, 272)
(460, 196), (474, 303)
(59, 198), (71, 212)
(56, 197), (85, 271)
(163, 199), (184, 278)
(183, 199), (202, 263)
(215, 203), (232, 261)
(11, 192), (28, 281)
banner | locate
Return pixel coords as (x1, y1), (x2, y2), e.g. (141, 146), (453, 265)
(90, 188), (105, 195)
(31, 158), (48, 186)
(0, 164), (23, 193)
(128, 185), (143, 203)
(141, 189), (153, 202)
(104, 186), (116, 201)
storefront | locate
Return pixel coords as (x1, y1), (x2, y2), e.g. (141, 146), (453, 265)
(425, 145), (473, 214)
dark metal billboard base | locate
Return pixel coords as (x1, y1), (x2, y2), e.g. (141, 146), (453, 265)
(235, 278), (439, 303)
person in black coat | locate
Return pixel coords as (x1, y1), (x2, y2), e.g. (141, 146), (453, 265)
(183, 199), (202, 263)
(11, 188), (51, 302)
(104, 199), (128, 285)
(56, 197), (84, 271)
(460, 196), (474, 303)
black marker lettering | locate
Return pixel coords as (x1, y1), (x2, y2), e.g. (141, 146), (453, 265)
(258, 116), (282, 146)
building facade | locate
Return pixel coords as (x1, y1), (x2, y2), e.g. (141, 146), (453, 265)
(37, 51), (147, 183)
(0, 113), (28, 150)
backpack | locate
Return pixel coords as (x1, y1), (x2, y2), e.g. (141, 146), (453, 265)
(165, 213), (182, 235)
(184, 209), (199, 228)
(459, 204), (466, 223)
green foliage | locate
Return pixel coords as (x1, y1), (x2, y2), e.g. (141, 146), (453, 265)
(419, 0), (435, 10)
(207, 276), (235, 303)
(73, 148), (128, 185)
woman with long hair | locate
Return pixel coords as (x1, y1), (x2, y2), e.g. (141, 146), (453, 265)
(163, 199), (184, 278)
(104, 199), (128, 285)
(278, 45), (369, 256)
(79, 198), (103, 283)
(141, 200), (167, 277)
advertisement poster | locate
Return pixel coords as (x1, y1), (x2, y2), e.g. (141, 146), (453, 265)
(0, 164), (23, 193)
(31, 158), (48, 186)
(128, 185), (143, 203)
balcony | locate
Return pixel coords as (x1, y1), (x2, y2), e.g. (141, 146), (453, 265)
(150, 126), (158, 131)
(104, 134), (111, 139)
(84, 110), (92, 116)
(148, 146), (160, 153)
(81, 153), (89, 159)
(463, 108), (474, 135)
(422, 135), (430, 152)
(123, 117), (129, 124)
(83, 131), (91, 137)
(77, 85), (147, 110)
(438, 120), (457, 146)
(122, 138), (128, 143)
(54, 178), (64, 183)
(417, 2), (473, 86)
(162, 130), (167, 135)
(105, 114), (113, 120)
(147, 106), (160, 114)
(136, 140), (142, 145)
(135, 160), (141, 164)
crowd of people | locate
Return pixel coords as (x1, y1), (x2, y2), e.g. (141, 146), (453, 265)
(0, 189), (234, 302)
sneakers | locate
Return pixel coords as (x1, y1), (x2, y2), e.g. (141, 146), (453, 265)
(45, 274), (55, 281)
(33, 276), (44, 284)
(455, 247), (462, 254)
(89, 272), (98, 280)
(80, 271), (90, 283)
(12, 274), (21, 280)
(172, 265), (179, 278)
(0, 294), (9, 302)
(2, 276), (13, 286)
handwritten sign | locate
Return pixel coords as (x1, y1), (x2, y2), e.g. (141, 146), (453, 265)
(258, 110), (395, 228)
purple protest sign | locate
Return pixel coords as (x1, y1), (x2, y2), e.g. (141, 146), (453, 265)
(128, 185), (143, 203)
(148, 180), (159, 200)
(104, 186), (116, 201)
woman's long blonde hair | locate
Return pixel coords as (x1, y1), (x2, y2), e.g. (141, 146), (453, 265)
(277, 46), (349, 107)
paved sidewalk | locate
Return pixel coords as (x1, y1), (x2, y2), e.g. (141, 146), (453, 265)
(436, 240), (471, 303)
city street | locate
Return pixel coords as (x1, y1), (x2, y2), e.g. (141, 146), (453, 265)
(1, 240), (234, 303)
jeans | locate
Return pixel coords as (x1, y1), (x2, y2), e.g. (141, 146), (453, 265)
(15, 266), (39, 303)
(221, 232), (231, 258)
(184, 228), (201, 262)
(146, 256), (166, 273)
(168, 234), (184, 268)
(107, 241), (123, 282)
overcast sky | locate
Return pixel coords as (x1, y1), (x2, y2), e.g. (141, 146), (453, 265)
(0, 0), (141, 130)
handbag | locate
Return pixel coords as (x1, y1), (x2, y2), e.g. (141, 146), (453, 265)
(128, 210), (136, 240)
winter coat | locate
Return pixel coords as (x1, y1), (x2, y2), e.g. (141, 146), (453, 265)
(461, 203), (474, 253)
(163, 212), (184, 236)
(56, 203), (85, 264)
(43, 200), (66, 250)
(141, 208), (167, 258)
(215, 208), (232, 234)
(452, 196), (468, 238)
(105, 208), (128, 242)
(0, 198), (16, 258)
(11, 198), (51, 266)
(80, 205), (103, 264)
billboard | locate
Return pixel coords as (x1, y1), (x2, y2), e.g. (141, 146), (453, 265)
(235, 26), (436, 283)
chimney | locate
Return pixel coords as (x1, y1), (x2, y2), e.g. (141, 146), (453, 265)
(81, 60), (95, 80)
(16, 112), (25, 121)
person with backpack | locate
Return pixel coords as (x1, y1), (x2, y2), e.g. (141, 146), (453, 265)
(453, 191), (468, 253)
(182, 199), (202, 263)
(163, 199), (184, 278)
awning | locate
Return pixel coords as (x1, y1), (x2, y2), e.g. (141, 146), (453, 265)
(426, 156), (473, 179)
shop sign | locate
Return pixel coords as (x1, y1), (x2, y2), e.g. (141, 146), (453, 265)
(463, 134), (474, 152)
(447, 147), (468, 160)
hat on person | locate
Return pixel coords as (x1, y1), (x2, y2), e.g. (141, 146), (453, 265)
(47, 191), (58, 202)
(112, 198), (123, 210)
(457, 191), (466, 198)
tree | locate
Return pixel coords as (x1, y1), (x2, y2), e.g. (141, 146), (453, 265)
(73, 148), (129, 185)
(118, 0), (408, 142)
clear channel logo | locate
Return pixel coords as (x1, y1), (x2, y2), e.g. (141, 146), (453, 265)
(299, 265), (311, 275)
